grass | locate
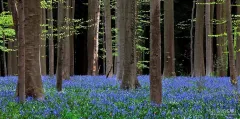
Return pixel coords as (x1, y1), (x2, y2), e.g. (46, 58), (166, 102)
(0, 75), (240, 118)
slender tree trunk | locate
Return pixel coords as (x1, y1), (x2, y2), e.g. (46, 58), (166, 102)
(226, 0), (237, 86)
(87, 0), (100, 75)
(70, 0), (75, 76)
(236, 0), (240, 76)
(104, 0), (113, 77)
(40, 7), (47, 76)
(56, 0), (67, 91)
(216, 1), (227, 76)
(12, 40), (18, 75)
(190, 1), (196, 76)
(150, 0), (162, 104)
(194, 0), (205, 77)
(116, 0), (124, 80)
(1, 0), (6, 76)
(205, 0), (213, 76)
(63, 0), (70, 80)
(16, 0), (25, 103)
(8, 42), (12, 75)
(163, 0), (175, 77)
(48, 0), (54, 77)
(24, 0), (44, 99)
(8, 0), (18, 76)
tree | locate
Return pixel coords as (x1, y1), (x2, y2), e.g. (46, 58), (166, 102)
(40, 3), (47, 76)
(236, 0), (240, 76)
(70, 0), (75, 76)
(205, 0), (213, 76)
(104, 0), (113, 77)
(194, 0), (205, 77)
(120, 0), (140, 89)
(226, 0), (237, 86)
(150, 0), (162, 104)
(116, 0), (124, 80)
(87, 0), (100, 75)
(63, 0), (70, 80)
(24, 0), (44, 99)
(56, 0), (67, 91)
(48, 0), (54, 77)
(16, 0), (25, 103)
(163, 0), (175, 77)
(190, 0), (196, 76)
(216, 0), (227, 76)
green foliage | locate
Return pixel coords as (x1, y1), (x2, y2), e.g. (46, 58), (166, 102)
(0, 11), (15, 52)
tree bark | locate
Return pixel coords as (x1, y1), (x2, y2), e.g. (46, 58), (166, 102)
(216, 0), (227, 76)
(40, 7), (47, 76)
(87, 0), (100, 75)
(226, 0), (237, 86)
(116, 0), (124, 80)
(237, 0), (240, 76)
(48, 0), (54, 77)
(70, 0), (75, 76)
(120, 0), (140, 89)
(190, 1), (196, 76)
(16, 0), (25, 103)
(63, 0), (70, 80)
(150, 0), (162, 104)
(205, 0), (213, 76)
(56, 0), (67, 91)
(24, 0), (44, 99)
(163, 0), (175, 77)
(194, 0), (205, 77)
(104, 0), (113, 77)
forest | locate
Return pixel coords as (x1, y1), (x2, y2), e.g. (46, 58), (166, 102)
(0, 0), (240, 118)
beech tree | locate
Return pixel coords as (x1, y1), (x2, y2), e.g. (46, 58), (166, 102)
(205, 0), (213, 76)
(163, 0), (175, 77)
(24, 0), (44, 99)
(16, 0), (25, 103)
(40, 4), (47, 76)
(104, 0), (113, 77)
(150, 0), (162, 104)
(120, 0), (140, 89)
(226, 0), (237, 85)
(237, 0), (240, 76)
(56, 0), (67, 91)
(194, 0), (205, 77)
(216, 0), (227, 76)
(48, 0), (54, 77)
(87, 0), (100, 75)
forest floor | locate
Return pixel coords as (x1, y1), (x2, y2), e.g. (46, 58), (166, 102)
(0, 76), (240, 118)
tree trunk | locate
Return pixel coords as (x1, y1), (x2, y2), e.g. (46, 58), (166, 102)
(150, 0), (162, 104)
(205, 0), (213, 76)
(8, 0), (18, 76)
(63, 0), (70, 80)
(120, 0), (140, 90)
(104, 0), (113, 77)
(236, 0), (240, 76)
(116, 0), (124, 80)
(70, 0), (75, 76)
(48, 0), (54, 77)
(56, 0), (67, 91)
(216, 1), (227, 76)
(190, 1), (196, 76)
(226, 0), (237, 86)
(87, 0), (100, 75)
(194, 0), (205, 77)
(7, 42), (12, 75)
(24, 0), (44, 99)
(40, 7), (47, 76)
(16, 0), (25, 103)
(163, 0), (175, 77)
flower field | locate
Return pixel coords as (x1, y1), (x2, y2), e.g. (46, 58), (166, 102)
(0, 76), (240, 118)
